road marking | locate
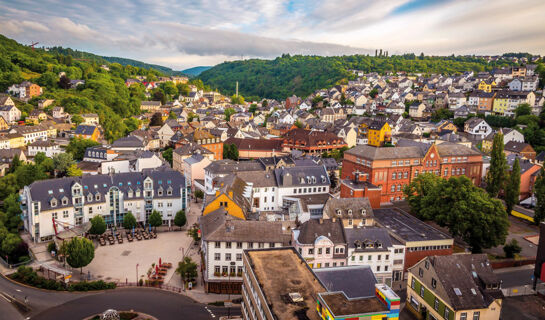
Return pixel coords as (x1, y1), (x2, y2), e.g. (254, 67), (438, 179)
(0, 292), (12, 302)
(16, 289), (21, 292)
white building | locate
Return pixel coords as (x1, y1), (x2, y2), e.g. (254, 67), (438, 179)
(21, 169), (190, 242)
(28, 140), (61, 157)
(200, 209), (291, 293)
(0, 105), (21, 124)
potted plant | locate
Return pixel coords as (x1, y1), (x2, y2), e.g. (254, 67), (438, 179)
(214, 271), (220, 277)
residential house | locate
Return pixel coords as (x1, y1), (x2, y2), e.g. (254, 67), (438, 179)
(477, 79), (496, 92)
(8, 81), (42, 99)
(362, 120), (391, 147)
(223, 137), (286, 159)
(183, 154), (212, 190)
(173, 142), (214, 173)
(81, 113), (100, 125)
(504, 141), (536, 161)
(322, 197), (374, 228)
(0, 104), (21, 124)
(464, 118), (492, 139)
(507, 155), (541, 200)
(27, 109), (47, 124)
(74, 125), (100, 141)
(52, 107), (65, 119)
(282, 128), (347, 154)
(140, 100), (162, 112)
(28, 140), (61, 157)
(407, 254), (503, 320)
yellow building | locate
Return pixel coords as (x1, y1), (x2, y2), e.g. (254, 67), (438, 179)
(6, 133), (25, 148)
(362, 120), (391, 147)
(493, 92), (509, 115)
(202, 176), (251, 220)
(407, 254), (502, 320)
(478, 79), (496, 93)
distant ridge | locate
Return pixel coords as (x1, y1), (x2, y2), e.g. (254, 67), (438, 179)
(181, 66), (212, 76)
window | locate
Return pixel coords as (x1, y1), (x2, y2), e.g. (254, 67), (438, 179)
(397, 172), (402, 179)
(63, 210), (69, 218)
(226, 242), (232, 248)
(236, 242), (242, 249)
(472, 312), (480, 320)
(325, 248), (330, 254)
(411, 277), (415, 289)
(460, 313), (467, 320)
(215, 266), (220, 274)
(318, 248), (322, 255)
(420, 286), (425, 297)
(214, 253), (220, 261)
(236, 253), (242, 261)
(368, 255), (372, 261)
(377, 266), (381, 272)
(269, 243), (275, 248)
(225, 253), (231, 261)
(351, 256), (355, 261)
(52, 212), (58, 219)
(432, 278), (437, 288)
(391, 185), (395, 192)
(215, 241), (221, 248)
(248, 242), (253, 249)
(444, 308), (450, 319)
(434, 298), (439, 311)
(378, 255), (382, 260)
(308, 248), (314, 255)
(403, 171), (408, 179)
(392, 172), (396, 180)
(62, 198), (68, 205)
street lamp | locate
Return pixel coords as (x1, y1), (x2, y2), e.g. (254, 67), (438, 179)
(227, 261), (236, 319)
(136, 263), (139, 285)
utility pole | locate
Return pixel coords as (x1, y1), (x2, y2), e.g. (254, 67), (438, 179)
(235, 81), (239, 98)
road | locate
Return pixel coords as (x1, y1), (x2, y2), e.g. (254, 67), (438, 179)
(0, 274), (240, 319)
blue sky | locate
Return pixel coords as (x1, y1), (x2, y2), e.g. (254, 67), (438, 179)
(1, 0), (544, 69)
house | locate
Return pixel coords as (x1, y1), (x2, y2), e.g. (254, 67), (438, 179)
(52, 107), (65, 119)
(27, 109), (47, 124)
(173, 142), (214, 173)
(448, 92), (466, 109)
(345, 227), (404, 284)
(191, 128), (223, 160)
(322, 197), (374, 228)
(0, 148), (28, 165)
(140, 100), (162, 112)
(74, 125), (100, 141)
(293, 218), (347, 269)
(0, 95), (15, 107)
(453, 105), (470, 119)
(183, 154), (212, 189)
(9, 124), (51, 145)
(477, 92), (495, 112)
(436, 120), (457, 134)
(507, 155), (541, 200)
(202, 175), (252, 220)
(362, 120), (391, 147)
(477, 79), (496, 92)
(110, 136), (145, 151)
(28, 140), (61, 157)
(200, 209), (291, 294)
(282, 128), (347, 154)
(504, 141), (536, 161)
(21, 168), (191, 242)
(7, 81), (42, 99)
(0, 116), (9, 130)
(407, 254), (503, 320)
(81, 113), (100, 125)
(464, 118), (492, 139)
(223, 137), (286, 159)
(408, 102), (427, 119)
(0, 104), (22, 124)
(37, 99), (55, 109)
(99, 150), (164, 175)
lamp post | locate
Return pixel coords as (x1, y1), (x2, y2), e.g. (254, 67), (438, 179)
(227, 261), (236, 319)
(136, 263), (139, 285)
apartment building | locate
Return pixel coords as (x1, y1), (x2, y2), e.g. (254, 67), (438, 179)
(21, 168), (190, 242)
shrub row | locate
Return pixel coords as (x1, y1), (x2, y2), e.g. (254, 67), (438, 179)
(9, 266), (116, 291)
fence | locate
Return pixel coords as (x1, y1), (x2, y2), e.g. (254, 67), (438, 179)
(0, 255), (33, 269)
(502, 283), (545, 297)
(116, 281), (184, 294)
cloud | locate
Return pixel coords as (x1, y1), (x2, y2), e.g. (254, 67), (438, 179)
(0, 0), (544, 69)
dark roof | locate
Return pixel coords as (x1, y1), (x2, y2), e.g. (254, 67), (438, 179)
(296, 218), (345, 244)
(314, 265), (377, 298)
(224, 137), (284, 151)
(410, 254), (503, 310)
(374, 208), (452, 243)
(344, 227), (393, 252)
(74, 125), (97, 136)
(28, 168), (186, 211)
(322, 198), (373, 220)
(111, 136), (144, 148)
(274, 165), (330, 187)
(505, 141), (534, 153)
(204, 159), (264, 175)
(173, 142), (213, 156)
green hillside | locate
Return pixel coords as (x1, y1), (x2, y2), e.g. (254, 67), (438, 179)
(199, 54), (516, 100)
(46, 47), (184, 76)
(0, 34), (164, 141)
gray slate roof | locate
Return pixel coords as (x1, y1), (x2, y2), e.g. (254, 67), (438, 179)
(314, 265), (377, 299)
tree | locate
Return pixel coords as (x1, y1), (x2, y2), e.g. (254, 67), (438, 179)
(123, 117), (141, 133)
(369, 88), (378, 99)
(503, 239), (522, 258)
(89, 215), (106, 235)
(66, 138), (100, 161)
(249, 104), (257, 114)
(65, 237), (95, 274)
(194, 190), (204, 203)
(223, 143), (239, 160)
(329, 171), (338, 190)
(162, 147), (173, 166)
(174, 210), (186, 229)
(515, 103), (532, 117)
(534, 168), (545, 225)
(224, 107), (236, 121)
(504, 157), (521, 215)
(406, 175), (509, 253)
(230, 95), (245, 105)
(175, 256), (198, 284)
(58, 75), (71, 89)
(123, 212), (137, 230)
(71, 114), (84, 126)
(53, 153), (75, 176)
(486, 133), (507, 197)
(149, 112), (163, 126)
(67, 164), (82, 177)
(1, 233), (22, 257)
(148, 210), (162, 230)
(294, 120), (303, 128)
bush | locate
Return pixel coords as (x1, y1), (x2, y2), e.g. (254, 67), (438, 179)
(120, 312), (138, 320)
(9, 266), (116, 291)
(503, 239), (522, 259)
(47, 241), (57, 253)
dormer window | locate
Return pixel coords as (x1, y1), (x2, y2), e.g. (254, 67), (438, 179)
(50, 198), (57, 207)
(167, 187), (173, 196)
(361, 209), (366, 215)
(336, 209), (341, 216)
(158, 187), (163, 196)
(87, 194), (93, 202)
(61, 197), (68, 205)
(348, 209), (352, 216)
(95, 193), (101, 201)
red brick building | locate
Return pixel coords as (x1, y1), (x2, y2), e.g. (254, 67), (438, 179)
(341, 143), (483, 204)
(339, 172), (382, 209)
(282, 128), (347, 154)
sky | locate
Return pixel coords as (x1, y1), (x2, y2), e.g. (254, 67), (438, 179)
(1, 0), (544, 70)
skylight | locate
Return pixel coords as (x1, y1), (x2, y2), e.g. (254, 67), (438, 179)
(453, 288), (462, 296)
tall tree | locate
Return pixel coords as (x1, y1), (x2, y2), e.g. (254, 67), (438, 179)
(486, 133), (507, 197)
(176, 256), (198, 284)
(149, 112), (164, 126)
(174, 210), (187, 229)
(534, 168), (545, 225)
(123, 212), (137, 230)
(504, 157), (521, 215)
(194, 190), (204, 203)
(65, 237), (95, 274)
(89, 215), (106, 235)
(148, 210), (162, 230)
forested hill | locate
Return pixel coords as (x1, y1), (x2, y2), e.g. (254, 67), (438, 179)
(181, 66), (212, 76)
(0, 34), (166, 141)
(199, 54), (515, 100)
(46, 47), (185, 76)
